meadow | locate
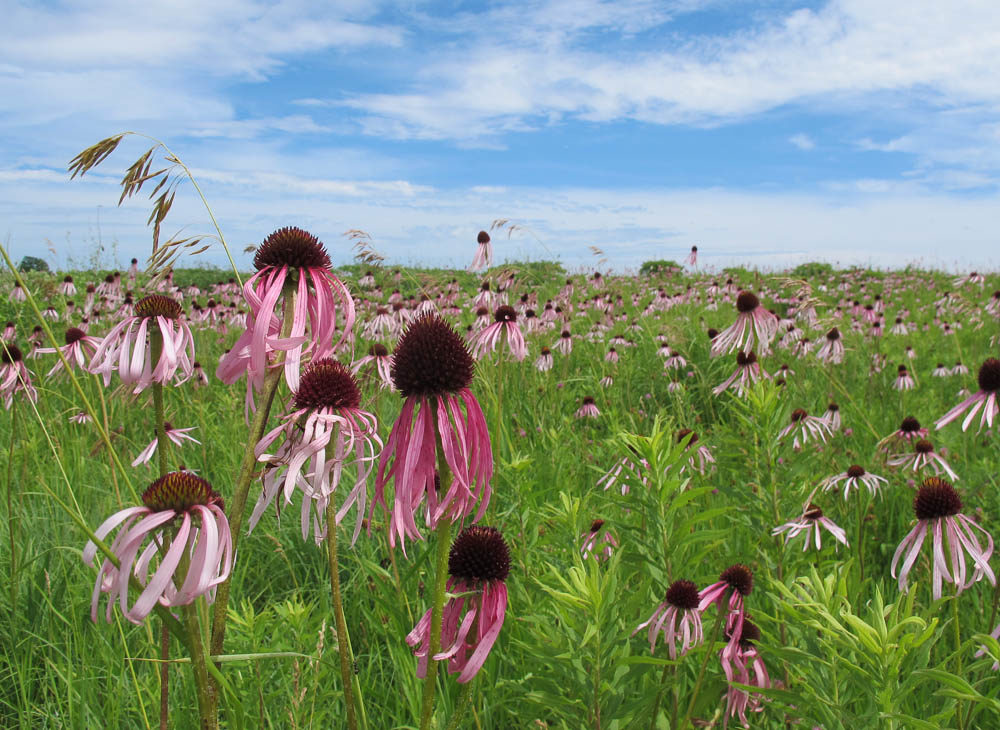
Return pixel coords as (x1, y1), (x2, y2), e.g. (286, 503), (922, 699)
(1, 246), (999, 730)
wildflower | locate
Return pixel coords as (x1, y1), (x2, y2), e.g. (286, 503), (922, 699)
(932, 362), (951, 377)
(131, 422), (201, 467)
(894, 365), (915, 391)
(575, 396), (600, 419)
(676, 429), (715, 475)
(777, 409), (832, 449)
(0, 342), (37, 407)
(772, 504), (848, 551)
(553, 329), (573, 355)
(605, 347), (619, 363)
(699, 564), (753, 641)
(597, 451), (649, 495)
(88, 294), (194, 392)
(407, 526), (509, 683)
(534, 347), (553, 372)
(69, 411), (92, 424)
(468, 230), (493, 272)
(721, 618), (770, 728)
(814, 327), (844, 364)
(351, 343), (394, 390)
(821, 464), (888, 499)
(891, 477), (995, 600)
(9, 283), (26, 302)
(952, 361), (969, 376)
(934, 358), (1000, 432)
(59, 275), (77, 296)
(713, 351), (769, 397)
(686, 245), (698, 267)
(580, 519), (617, 560)
(822, 402), (841, 431)
(633, 579), (703, 658)
(37, 327), (102, 377)
(192, 361), (209, 387)
(253, 359), (381, 544)
(878, 415), (928, 454)
(372, 315), (492, 551)
(888, 439), (959, 481)
(469, 305), (527, 361)
(82, 472), (232, 624)
(710, 291), (778, 357)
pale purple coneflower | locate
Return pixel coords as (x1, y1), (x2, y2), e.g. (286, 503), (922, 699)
(887, 439), (959, 481)
(0, 342), (37, 407)
(676, 429), (715, 475)
(893, 365), (916, 391)
(553, 329), (573, 355)
(952, 361), (969, 376)
(372, 315), (492, 552)
(407, 526), (509, 683)
(878, 416), (928, 454)
(777, 409), (832, 449)
(9, 283), (26, 302)
(59, 275), (77, 296)
(88, 294), (194, 392)
(821, 464), (888, 499)
(2, 322), (15, 340)
(534, 347), (553, 372)
(814, 327), (845, 364)
(580, 519), (617, 561)
(472, 306), (491, 331)
(191, 361), (209, 387)
(721, 618), (771, 728)
(686, 245), (698, 267)
(699, 564), (753, 645)
(365, 306), (398, 340)
(358, 270), (376, 288)
(253, 359), (381, 545)
(131, 422), (201, 467)
(889, 317), (909, 335)
(469, 305), (527, 362)
(82, 471), (232, 624)
(597, 452), (649, 495)
(472, 281), (494, 310)
(822, 402), (841, 431)
(575, 396), (600, 419)
(36, 327), (102, 377)
(633, 579), (703, 659)
(772, 503), (848, 551)
(932, 362), (951, 377)
(605, 347), (619, 364)
(934, 357), (1000, 432)
(713, 351), (769, 397)
(711, 291), (778, 357)
(891, 477), (995, 600)
(468, 231), (493, 272)
(351, 343), (394, 390)
(69, 411), (92, 424)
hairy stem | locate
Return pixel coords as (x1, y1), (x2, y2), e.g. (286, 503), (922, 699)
(325, 498), (359, 730)
(682, 608), (726, 729)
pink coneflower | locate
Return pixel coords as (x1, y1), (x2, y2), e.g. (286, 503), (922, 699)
(814, 327), (845, 364)
(365, 306), (398, 340)
(351, 343), (394, 390)
(878, 415), (928, 454)
(472, 281), (494, 310)
(358, 270), (376, 288)
(37, 326), (102, 377)
(407, 526), (509, 683)
(3, 322), (15, 341)
(891, 477), (995, 600)
(821, 464), (888, 499)
(633, 579), (703, 659)
(575, 396), (600, 419)
(699, 564), (753, 643)
(217, 227), (355, 402)
(777, 408), (832, 449)
(192, 361), (209, 387)
(469, 305), (527, 361)
(597, 451), (649, 495)
(580, 518), (617, 560)
(721, 618), (770, 728)
(1, 342), (37, 407)
(772, 503), (848, 551)
(69, 411), (92, 424)
(59, 275), (77, 296)
(553, 329), (573, 355)
(605, 347), (619, 363)
(372, 315), (492, 551)
(952, 361), (970, 376)
(713, 351), (768, 397)
(253, 359), (380, 544)
(822, 402), (841, 431)
(686, 245), (698, 267)
(82, 471), (232, 624)
(534, 347), (553, 372)
(934, 357), (1000, 432)
(893, 365), (915, 391)
(468, 231), (493, 272)
(932, 362), (951, 377)
(710, 291), (778, 357)
(888, 439), (959, 481)
(9, 283), (26, 302)
(676, 429), (715, 475)
(88, 294), (194, 392)
(131, 422), (201, 467)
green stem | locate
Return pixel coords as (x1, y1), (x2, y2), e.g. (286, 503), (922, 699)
(325, 498), (359, 730)
(181, 602), (215, 730)
(649, 662), (674, 730)
(151, 382), (170, 478)
(681, 608), (726, 729)
(857, 492), (866, 585)
(953, 596), (964, 730)
(444, 679), (476, 730)
(159, 623), (170, 730)
(418, 513), (455, 730)
(6, 399), (18, 614)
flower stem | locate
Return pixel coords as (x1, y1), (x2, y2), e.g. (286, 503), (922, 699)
(681, 608), (725, 729)
(649, 662), (675, 730)
(444, 678), (476, 730)
(325, 497), (359, 730)
(151, 381), (170, 478)
(418, 513), (455, 730)
(857, 492), (867, 584)
(953, 595), (965, 730)
(181, 602), (215, 730)
(6, 399), (19, 613)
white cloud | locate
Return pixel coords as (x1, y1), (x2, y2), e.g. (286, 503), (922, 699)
(789, 133), (815, 150)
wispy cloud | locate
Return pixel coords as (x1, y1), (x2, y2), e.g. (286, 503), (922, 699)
(789, 133), (815, 150)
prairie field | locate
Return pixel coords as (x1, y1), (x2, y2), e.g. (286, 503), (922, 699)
(1, 254), (999, 730)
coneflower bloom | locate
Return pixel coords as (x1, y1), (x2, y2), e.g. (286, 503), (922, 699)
(633, 579), (703, 659)
(710, 291), (778, 357)
(891, 477), (995, 600)
(777, 409), (832, 449)
(822, 402), (841, 431)
(217, 227), (355, 400)
(575, 396), (600, 418)
(59, 275), (77, 296)
(9, 283), (26, 302)
(772, 503), (848, 551)
(469, 305), (527, 361)
(372, 315), (492, 551)
(36, 327), (102, 377)
(1, 342), (37, 407)
(934, 357), (1000, 432)
(821, 464), (888, 499)
(713, 351), (768, 397)
(253, 359), (380, 544)
(580, 519), (617, 560)
(952, 361), (970, 376)
(131, 422), (201, 467)
(605, 347), (619, 363)
(88, 294), (194, 392)
(686, 245), (698, 267)
(893, 365), (915, 390)
(814, 327), (845, 364)
(721, 618), (770, 728)
(468, 230), (493, 272)
(676, 429), (715, 475)
(878, 415), (928, 454)
(407, 526), (509, 683)
(597, 451), (649, 495)
(534, 347), (553, 372)
(932, 362), (951, 377)
(82, 471), (232, 624)
(888, 439), (959, 481)
(351, 343), (394, 390)
(553, 329), (573, 355)
(699, 564), (753, 642)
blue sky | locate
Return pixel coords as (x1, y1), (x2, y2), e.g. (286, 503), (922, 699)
(2, 0), (999, 272)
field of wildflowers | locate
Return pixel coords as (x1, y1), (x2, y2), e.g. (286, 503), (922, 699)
(1, 141), (999, 729)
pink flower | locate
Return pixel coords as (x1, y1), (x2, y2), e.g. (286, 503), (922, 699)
(37, 327), (102, 377)
(891, 477), (995, 600)
(633, 579), (703, 659)
(534, 347), (554, 372)
(821, 464), (888, 499)
(251, 359), (381, 545)
(82, 472), (232, 624)
(580, 519), (617, 561)
(407, 526), (509, 683)
(772, 503), (848, 551)
(575, 396), (600, 419)
(676, 429), (716, 475)
(934, 357), (1000, 432)
(721, 618), (770, 728)
(553, 329), (573, 355)
(351, 343), (394, 391)
(686, 245), (698, 267)
(131, 422), (201, 467)
(88, 294), (194, 392)
(777, 409), (832, 450)
(0, 342), (37, 408)
(372, 315), (493, 552)
(713, 351), (769, 397)
(469, 305), (527, 361)
(814, 327), (844, 364)
(887, 439), (959, 481)
(877, 416), (928, 454)
(710, 291), (778, 357)
(468, 231), (493, 272)
(699, 564), (753, 647)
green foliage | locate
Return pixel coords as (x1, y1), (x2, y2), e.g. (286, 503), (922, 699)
(17, 256), (49, 272)
(639, 259), (681, 276)
(791, 261), (834, 277)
